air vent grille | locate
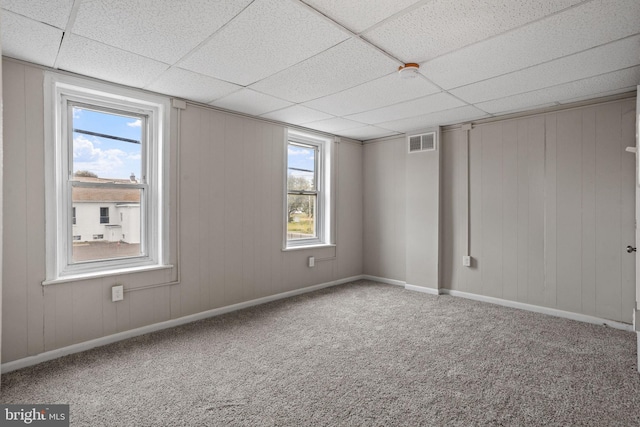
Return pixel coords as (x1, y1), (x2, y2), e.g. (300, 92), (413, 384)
(407, 131), (437, 153)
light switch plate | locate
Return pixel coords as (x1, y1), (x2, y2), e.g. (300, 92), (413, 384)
(112, 285), (124, 302)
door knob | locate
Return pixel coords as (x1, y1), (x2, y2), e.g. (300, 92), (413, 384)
(626, 245), (636, 253)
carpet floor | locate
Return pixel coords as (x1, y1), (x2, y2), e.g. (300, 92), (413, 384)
(1, 280), (639, 426)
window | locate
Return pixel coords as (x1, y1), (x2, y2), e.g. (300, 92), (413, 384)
(44, 73), (170, 282)
(285, 130), (333, 248)
(100, 207), (110, 224)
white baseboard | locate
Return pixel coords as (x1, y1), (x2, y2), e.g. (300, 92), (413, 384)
(637, 333), (640, 373)
(361, 275), (405, 287)
(405, 284), (440, 295)
(441, 289), (633, 332)
(1, 275), (363, 374)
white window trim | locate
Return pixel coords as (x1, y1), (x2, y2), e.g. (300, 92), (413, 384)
(43, 73), (170, 283)
(284, 130), (334, 249)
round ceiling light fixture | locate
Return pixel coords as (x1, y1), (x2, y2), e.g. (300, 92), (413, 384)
(398, 63), (420, 79)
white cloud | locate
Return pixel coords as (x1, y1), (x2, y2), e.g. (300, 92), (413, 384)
(127, 119), (142, 128)
(73, 135), (135, 178)
(288, 147), (309, 156)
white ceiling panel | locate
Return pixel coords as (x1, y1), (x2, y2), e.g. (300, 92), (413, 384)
(1, 11), (63, 68)
(364, 0), (583, 63)
(476, 66), (640, 114)
(303, 73), (440, 116)
(304, 117), (367, 134)
(337, 126), (400, 141)
(209, 89), (292, 116)
(56, 34), (169, 88)
(425, 0), (640, 89)
(250, 38), (399, 103)
(145, 67), (242, 104)
(300, 0), (422, 33)
(346, 92), (465, 125)
(71, 0), (253, 64)
(260, 105), (333, 125)
(179, 0), (348, 86)
(451, 35), (640, 104)
(379, 105), (489, 133)
(1, 0), (73, 29)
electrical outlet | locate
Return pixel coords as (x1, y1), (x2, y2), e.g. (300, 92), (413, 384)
(112, 285), (124, 302)
(462, 256), (472, 267)
(308, 256), (315, 268)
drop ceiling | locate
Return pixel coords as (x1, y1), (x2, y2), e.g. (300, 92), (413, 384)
(1, 0), (639, 141)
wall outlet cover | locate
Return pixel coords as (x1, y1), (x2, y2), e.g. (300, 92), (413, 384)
(112, 285), (124, 302)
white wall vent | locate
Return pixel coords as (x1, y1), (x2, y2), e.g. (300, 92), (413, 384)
(407, 131), (437, 153)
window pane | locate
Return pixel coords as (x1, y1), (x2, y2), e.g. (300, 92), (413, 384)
(287, 194), (316, 240)
(72, 187), (143, 263)
(287, 144), (315, 191)
(71, 107), (143, 182)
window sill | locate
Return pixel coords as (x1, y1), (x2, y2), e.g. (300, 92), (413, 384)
(282, 243), (336, 252)
(42, 264), (174, 286)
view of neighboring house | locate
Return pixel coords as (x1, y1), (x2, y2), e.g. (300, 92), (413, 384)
(72, 174), (141, 244)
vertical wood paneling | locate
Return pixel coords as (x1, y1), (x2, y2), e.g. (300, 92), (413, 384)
(502, 121), (519, 301)
(527, 117), (546, 307)
(439, 99), (633, 323)
(595, 103), (623, 321)
(72, 282), (103, 343)
(581, 107), (597, 317)
(440, 131), (456, 290)
(178, 105), (202, 316)
(198, 108), (212, 312)
(224, 116), (245, 305)
(241, 122), (257, 301)
(620, 100), (636, 324)
(468, 127), (483, 295)
(3, 62), (362, 364)
(481, 124), (503, 298)
(516, 119), (530, 303)
(544, 115), (558, 307)
(2, 61), (28, 362)
(270, 125), (285, 294)
(25, 66), (45, 356)
(556, 110), (583, 314)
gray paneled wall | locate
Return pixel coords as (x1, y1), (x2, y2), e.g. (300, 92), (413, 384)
(2, 60), (363, 364)
(441, 99), (636, 323)
(363, 138), (407, 281)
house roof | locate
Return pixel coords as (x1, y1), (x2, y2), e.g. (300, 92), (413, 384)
(72, 176), (140, 203)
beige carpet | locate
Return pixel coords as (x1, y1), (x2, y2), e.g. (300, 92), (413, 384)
(2, 280), (639, 426)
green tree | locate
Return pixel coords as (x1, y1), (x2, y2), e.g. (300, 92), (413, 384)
(287, 175), (313, 222)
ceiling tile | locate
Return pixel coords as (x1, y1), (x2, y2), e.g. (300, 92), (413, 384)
(300, 0), (422, 33)
(304, 117), (367, 134)
(337, 126), (400, 141)
(179, 0), (348, 86)
(56, 34), (169, 88)
(364, 0), (583, 63)
(425, 0), (640, 89)
(346, 92), (466, 125)
(250, 38), (399, 103)
(379, 105), (489, 133)
(1, 0), (73, 29)
(303, 73), (440, 116)
(209, 89), (292, 116)
(145, 67), (242, 104)
(260, 105), (333, 125)
(451, 35), (640, 104)
(71, 0), (253, 64)
(1, 11), (63, 67)
(476, 66), (640, 114)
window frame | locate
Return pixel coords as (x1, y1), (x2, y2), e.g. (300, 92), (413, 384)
(44, 73), (170, 283)
(284, 130), (334, 249)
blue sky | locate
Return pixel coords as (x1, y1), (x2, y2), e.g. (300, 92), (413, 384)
(287, 145), (315, 183)
(72, 107), (142, 180)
